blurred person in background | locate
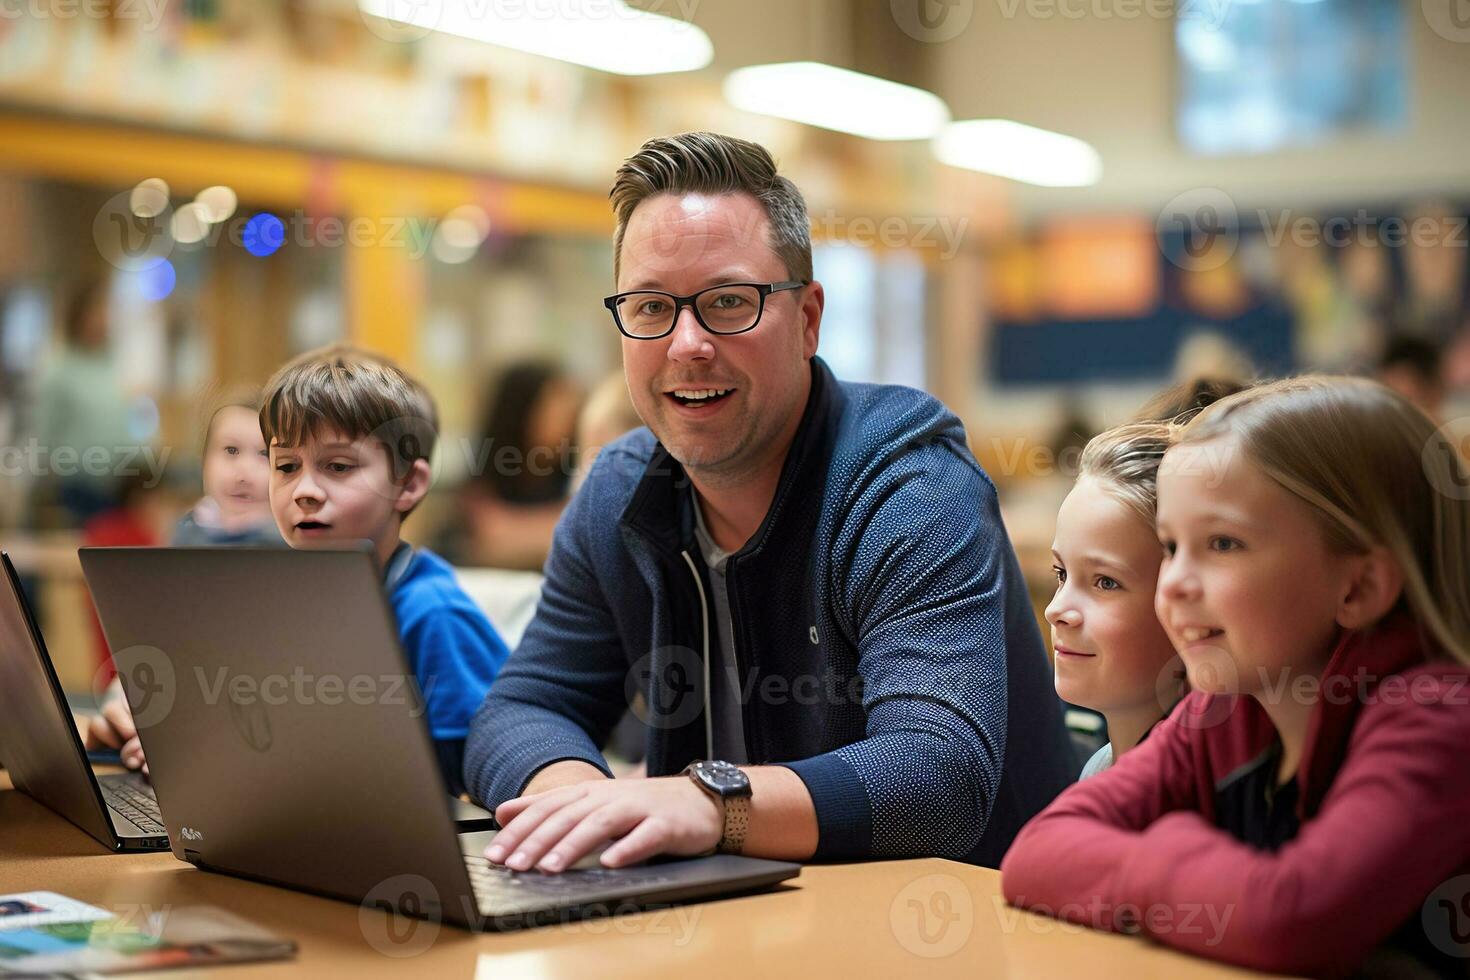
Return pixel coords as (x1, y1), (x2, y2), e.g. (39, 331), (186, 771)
(172, 387), (283, 547)
(1375, 334), (1445, 425)
(88, 388), (281, 767)
(1173, 330), (1255, 386)
(573, 370), (650, 773)
(572, 370), (643, 493)
(447, 361), (582, 570)
(81, 470), (170, 683)
(34, 278), (133, 526)
(1441, 310), (1470, 391)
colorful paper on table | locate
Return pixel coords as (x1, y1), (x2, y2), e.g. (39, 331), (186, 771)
(0, 901), (295, 976)
(0, 893), (112, 931)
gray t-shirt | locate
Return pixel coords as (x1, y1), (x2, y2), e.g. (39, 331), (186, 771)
(1079, 742), (1114, 780)
(692, 500), (749, 765)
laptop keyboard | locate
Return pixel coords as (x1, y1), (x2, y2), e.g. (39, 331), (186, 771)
(463, 854), (681, 916)
(100, 780), (166, 835)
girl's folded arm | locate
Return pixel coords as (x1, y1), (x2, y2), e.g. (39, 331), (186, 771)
(1111, 685), (1470, 976)
(1001, 703), (1202, 930)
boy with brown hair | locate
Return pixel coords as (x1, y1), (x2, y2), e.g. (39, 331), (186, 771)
(258, 345), (509, 794)
(92, 346), (509, 795)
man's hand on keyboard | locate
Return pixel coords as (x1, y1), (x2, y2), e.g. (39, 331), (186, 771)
(486, 777), (721, 874)
(84, 690), (148, 775)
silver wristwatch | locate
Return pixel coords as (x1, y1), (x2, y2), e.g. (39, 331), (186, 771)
(682, 759), (752, 854)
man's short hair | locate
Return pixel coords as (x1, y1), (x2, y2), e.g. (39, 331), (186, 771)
(609, 131), (813, 285)
(259, 344), (438, 485)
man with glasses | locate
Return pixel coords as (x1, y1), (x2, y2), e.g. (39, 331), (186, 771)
(465, 132), (1074, 873)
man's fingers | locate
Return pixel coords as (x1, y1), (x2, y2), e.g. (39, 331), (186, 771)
(537, 809), (639, 872)
(492, 796), (533, 826)
(120, 737), (145, 771)
(599, 817), (669, 868)
(102, 698), (137, 741)
(492, 783), (576, 826)
(85, 714), (121, 750)
(498, 798), (604, 872)
(487, 787), (588, 863)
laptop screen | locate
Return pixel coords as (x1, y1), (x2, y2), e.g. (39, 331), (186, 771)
(0, 553), (115, 846)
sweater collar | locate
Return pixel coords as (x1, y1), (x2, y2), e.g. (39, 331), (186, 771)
(620, 357), (842, 558)
(1297, 608), (1433, 815)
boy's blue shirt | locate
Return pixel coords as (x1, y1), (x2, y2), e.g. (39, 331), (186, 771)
(387, 546), (510, 742)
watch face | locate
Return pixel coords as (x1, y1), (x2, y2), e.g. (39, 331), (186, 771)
(696, 760), (749, 794)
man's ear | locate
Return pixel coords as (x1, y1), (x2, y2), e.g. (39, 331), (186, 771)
(801, 280), (824, 359)
(394, 458), (433, 516)
(1336, 546), (1405, 630)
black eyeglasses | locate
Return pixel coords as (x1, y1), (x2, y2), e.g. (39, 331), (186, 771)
(603, 281), (805, 340)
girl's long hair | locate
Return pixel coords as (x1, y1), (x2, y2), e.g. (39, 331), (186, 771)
(1173, 375), (1470, 666)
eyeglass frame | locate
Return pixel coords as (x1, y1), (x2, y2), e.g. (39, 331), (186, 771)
(602, 280), (807, 340)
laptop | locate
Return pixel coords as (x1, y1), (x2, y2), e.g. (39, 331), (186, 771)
(79, 546), (800, 930)
(0, 551), (169, 852)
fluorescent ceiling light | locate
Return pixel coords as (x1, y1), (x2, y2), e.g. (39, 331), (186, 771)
(358, 0), (712, 75)
(723, 62), (950, 141)
(934, 119), (1102, 187)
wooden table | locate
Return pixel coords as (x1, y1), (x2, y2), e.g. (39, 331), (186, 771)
(0, 773), (1266, 979)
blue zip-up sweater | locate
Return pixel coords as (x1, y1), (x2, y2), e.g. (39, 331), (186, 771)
(464, 358), (1075, 866)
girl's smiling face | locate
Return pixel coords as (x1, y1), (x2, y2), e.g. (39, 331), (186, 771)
(1045, 476), (1179, 714)
(1154, 436), (1350, 697)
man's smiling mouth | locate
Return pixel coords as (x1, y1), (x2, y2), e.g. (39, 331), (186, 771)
(667, 387), (735, 406)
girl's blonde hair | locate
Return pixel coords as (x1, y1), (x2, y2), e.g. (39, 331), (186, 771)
(198, 385), (264, 454)
(1079, 378), (1246, 527)
(1173, 375), (1470, 667)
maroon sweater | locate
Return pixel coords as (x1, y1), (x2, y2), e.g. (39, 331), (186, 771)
(1001, 612), (1470, 976)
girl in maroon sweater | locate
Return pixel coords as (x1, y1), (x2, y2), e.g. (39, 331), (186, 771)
(1002, 377), (1470, 976)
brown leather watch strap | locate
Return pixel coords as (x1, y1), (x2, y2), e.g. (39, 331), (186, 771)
(718, 794), (749, 854)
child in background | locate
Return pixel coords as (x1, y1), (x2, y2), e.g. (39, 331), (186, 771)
(571, 371), (644, 493)
(91, 348), (511, 796)
(1003, 377), (1470, 975)
(86, 390), (280, 767)
(1048, 380), (1241, 778)
(80, 473), (163, 687)
(172, 388), (282, 547)
(259, 345), (510, 796)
